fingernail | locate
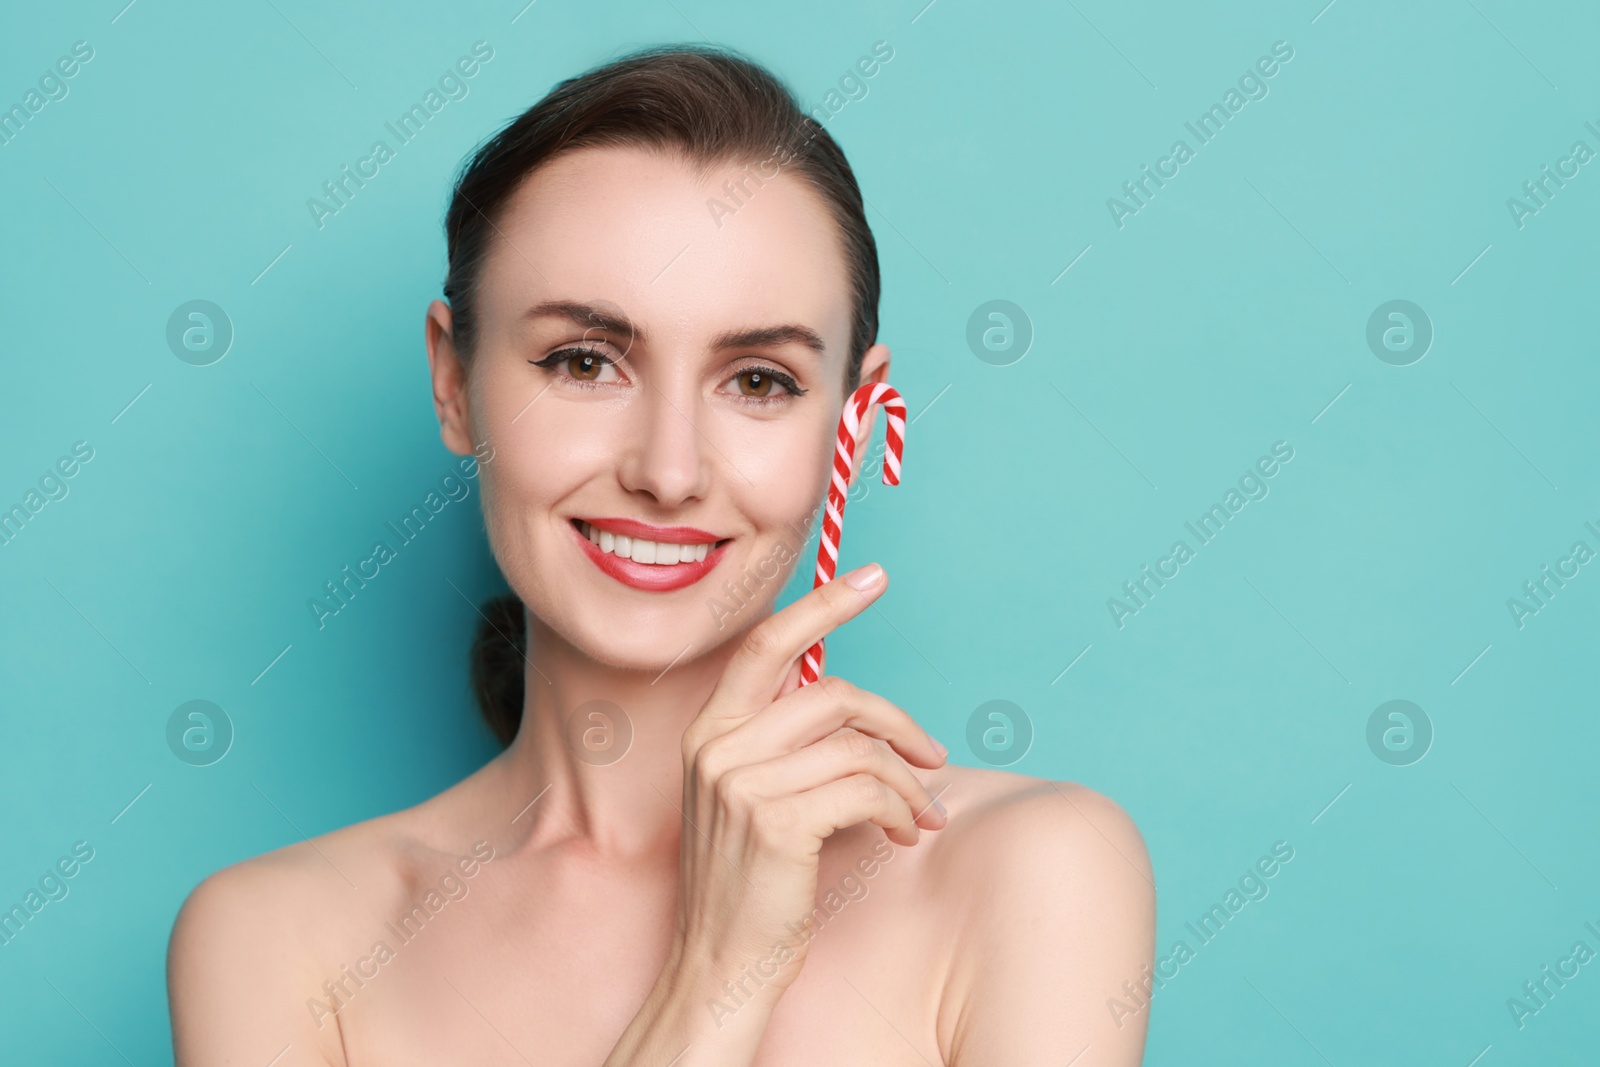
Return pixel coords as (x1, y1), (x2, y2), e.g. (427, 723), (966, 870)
(930, 735), (947, 758)
(931, 797), (947, 819)
(845, 563), (884, 591)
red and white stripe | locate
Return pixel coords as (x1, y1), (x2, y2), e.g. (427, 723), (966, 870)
(800, 382), (906, 687)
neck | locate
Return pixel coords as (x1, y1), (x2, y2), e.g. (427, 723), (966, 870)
(494, 611), (742, 860)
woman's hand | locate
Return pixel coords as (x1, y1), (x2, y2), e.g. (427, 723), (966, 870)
(605, 561), (949, 1066)
(672, 558), (949, 982)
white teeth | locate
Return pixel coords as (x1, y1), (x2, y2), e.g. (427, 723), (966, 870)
(578, 521), (718, 566)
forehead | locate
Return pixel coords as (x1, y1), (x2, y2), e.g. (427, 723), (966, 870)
(479, 143), (854, 356)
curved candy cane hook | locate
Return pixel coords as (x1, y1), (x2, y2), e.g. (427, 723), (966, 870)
(799, 382), (906, 687)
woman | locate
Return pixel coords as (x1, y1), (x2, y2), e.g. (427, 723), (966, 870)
(168, 44), (1154, 1066)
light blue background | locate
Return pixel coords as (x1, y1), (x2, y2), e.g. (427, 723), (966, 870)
(2, 0), (1597, 1063)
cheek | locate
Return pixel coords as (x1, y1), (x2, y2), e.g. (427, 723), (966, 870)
(743, 419), (826, 479)
(471, 366), (595, 534)
(719, 411), (837, 574)
(727, 411), (836, 518)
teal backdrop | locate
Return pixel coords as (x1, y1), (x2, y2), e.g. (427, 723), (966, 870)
(2, 0), (1597, 1063)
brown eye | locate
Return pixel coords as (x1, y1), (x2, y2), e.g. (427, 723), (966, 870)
(737, 371), (774, 396)
(567, 353), (605, 380)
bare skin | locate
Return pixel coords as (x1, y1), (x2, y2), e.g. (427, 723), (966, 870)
(167, 145), (1155, 1066)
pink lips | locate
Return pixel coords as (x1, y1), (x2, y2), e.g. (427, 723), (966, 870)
(569, 517), (729, 592)
(581, 516), (724, 543)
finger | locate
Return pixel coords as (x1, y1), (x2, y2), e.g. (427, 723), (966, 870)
(711, 563), (887, 714)
(788, 772), (920, 847)
(777, 657), (803, 699)
(727, 729), (947, 829)
(725, 675), (946, 770)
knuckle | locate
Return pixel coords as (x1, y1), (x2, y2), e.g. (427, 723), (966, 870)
(717, 767), (758, 811)
(847, 772), (885, 806)
(841, 728), (879, 762)
(692, 737), (731, 781)
(815, 673), (854, 704)
(752, 797), (802, 842)
(739, 621), (779, 661)
(679, 721), (710, 762)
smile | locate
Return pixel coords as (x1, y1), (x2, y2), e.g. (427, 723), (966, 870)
(569, 518), (730, 592)
(574, 519), (717, 563)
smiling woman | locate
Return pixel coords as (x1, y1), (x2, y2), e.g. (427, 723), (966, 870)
(166, 42), (1154, 1067)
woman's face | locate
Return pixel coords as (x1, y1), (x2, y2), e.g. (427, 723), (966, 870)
(428, 144), (888, 670)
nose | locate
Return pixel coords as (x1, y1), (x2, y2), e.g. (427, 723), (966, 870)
(615, 379), (712, 508)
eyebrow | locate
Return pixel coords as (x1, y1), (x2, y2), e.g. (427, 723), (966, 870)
(713, 323), (827, 356)
(525, 300), (826, 357)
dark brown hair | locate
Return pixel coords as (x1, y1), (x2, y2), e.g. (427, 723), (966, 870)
(450, 43), (882, 747)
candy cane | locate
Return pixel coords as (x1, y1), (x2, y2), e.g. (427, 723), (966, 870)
(799, 382), (906, 687)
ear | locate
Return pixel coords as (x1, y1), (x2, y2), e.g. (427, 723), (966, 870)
(426, 299), (476, 457)
(845, 342), (891, 488)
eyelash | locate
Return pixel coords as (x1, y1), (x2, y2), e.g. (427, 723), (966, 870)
(527, 347), (807, 405)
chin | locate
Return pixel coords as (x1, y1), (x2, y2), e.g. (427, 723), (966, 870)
(604, 639), (705, 676)
(563, 576), (788, 678)
(562, 605), (728, 675)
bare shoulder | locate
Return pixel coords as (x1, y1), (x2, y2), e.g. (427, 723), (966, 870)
(169, 810), (410, 961)
(920, 764), (1156, 1066)
(166, 795), (466, 1066)
(926, 763), (1151, 884)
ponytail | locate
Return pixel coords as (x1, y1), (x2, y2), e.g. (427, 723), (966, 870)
(469, 594), (526, 747)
